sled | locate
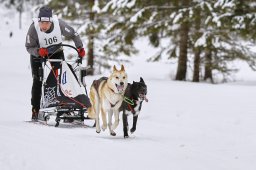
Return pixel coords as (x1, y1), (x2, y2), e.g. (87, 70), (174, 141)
(36, 44), (93, 127)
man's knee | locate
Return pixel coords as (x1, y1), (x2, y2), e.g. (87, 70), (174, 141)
(32, 76), (43, 90)
(33, 75), (42, 82)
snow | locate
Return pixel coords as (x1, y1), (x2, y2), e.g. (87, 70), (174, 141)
(92, 0), (101, 13)
(195, 32), (207, 47)
(1, 8), (256, 170)
(173, 12), (183, 24)
(130, 9), (144, 23)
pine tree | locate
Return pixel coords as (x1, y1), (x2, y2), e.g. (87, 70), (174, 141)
(175, 0), (190, 81)
(192, 7), (201, 82)
(47, 0), (108, 74)
(196, 0), (256, 82)
(44, 0), (256, 80)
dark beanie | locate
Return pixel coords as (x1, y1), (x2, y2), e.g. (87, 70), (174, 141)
(38, 6), (52, 22)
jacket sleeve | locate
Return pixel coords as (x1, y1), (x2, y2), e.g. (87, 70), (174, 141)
(59, 19), (83, 48)
(25, 23), (40, 57)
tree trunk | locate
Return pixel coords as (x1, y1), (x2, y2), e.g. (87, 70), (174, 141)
(87, 0), (95, 75)
(193, 48), (200, 82)
(19, 11), (22, 29)
(204, 48), (213, 83)
(192, 8), (201, 82)
(18, 0), (23, 30)
(87, 35), (94, 75)
(10, 0), (15, 5)
(175, 1), (189, 81)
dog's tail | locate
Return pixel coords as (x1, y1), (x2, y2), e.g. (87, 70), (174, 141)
(87, 86), (97, 119)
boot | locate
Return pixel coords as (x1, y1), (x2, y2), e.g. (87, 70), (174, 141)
(31, 107), (39, 121)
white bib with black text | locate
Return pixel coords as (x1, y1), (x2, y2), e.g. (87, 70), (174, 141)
(33, 15), (62, 48)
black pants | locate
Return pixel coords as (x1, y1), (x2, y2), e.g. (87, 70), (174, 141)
(30, 51), (64, 110)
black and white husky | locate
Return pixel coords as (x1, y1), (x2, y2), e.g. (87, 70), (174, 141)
(120, 77), (148, 138)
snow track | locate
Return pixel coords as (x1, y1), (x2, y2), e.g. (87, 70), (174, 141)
(0, 12), (256, 170)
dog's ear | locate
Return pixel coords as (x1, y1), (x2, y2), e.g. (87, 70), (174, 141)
(121, 64), (125, 71)
(140, 77), (145, 83)
(113, 65), (117, 72)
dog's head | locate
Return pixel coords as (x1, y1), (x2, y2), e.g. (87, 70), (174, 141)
(108, 65), (128, 94)
(132, 77), (148, 102)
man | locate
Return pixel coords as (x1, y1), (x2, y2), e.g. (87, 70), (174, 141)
(25, 6), (85, 120)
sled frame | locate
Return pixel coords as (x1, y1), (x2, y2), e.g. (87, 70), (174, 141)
(37, 44), (91, 127)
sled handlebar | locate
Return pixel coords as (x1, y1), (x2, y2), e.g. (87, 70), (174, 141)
(36, 58), (82, 64)
(46, 59), (80, 62)
(34, 44), (82, 64)
(47, 44), (82, 64)
(47, 43), (79, 55)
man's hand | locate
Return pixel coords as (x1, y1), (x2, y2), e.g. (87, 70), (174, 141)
(77, 48), (85, 58)
(38, 48), (48, 57)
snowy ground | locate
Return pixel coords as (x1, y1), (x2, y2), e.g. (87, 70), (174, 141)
(1, 13), (256, 170)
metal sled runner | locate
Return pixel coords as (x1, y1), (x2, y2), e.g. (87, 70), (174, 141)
(37, 44), (92, 127)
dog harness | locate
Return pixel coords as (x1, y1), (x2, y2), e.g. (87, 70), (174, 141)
(122, 96), (135, 114)
(92, 77), (108, 93)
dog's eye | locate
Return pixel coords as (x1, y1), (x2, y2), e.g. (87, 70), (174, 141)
(123, 76), (125, 79)
(116, 77), (119, 79)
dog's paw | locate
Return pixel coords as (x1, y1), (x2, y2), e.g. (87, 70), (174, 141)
(101, 124), (107, 131)
(96, 129), (101, 133)
(111, 124), (119, 131)
(124, 134), (129, 138)
(130, 127), (136, 133)
(110, 131), (116, 136)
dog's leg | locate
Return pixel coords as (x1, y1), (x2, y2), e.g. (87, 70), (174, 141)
(107, 110), (116, 136)
(101, 108), (107, 131)
(130, 115), (138, 133)
(90, 87), (101, 133)
(95, 105), (101, 133)
(95, 95), (101, 133)
(111, 110), (120, 131)
(88, 86), (100, 133)
(122, 109), (129, 138)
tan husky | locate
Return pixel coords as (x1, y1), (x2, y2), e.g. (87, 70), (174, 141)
(88, 65), (128, 136)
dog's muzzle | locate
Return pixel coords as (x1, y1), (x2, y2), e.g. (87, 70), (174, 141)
(139, 94), (148, 102)
(115, 84), (124, 93)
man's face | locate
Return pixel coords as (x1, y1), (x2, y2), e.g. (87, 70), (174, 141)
(39, 21), (52, 32)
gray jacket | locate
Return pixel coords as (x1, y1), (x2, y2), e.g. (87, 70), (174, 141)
(25, 19), (83, 57)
